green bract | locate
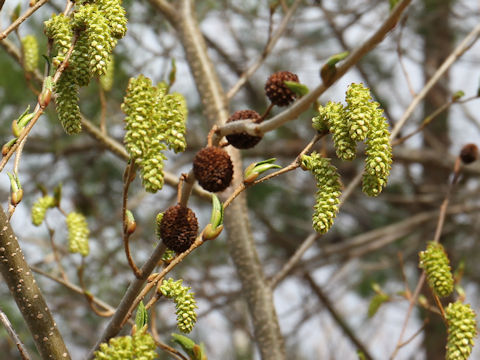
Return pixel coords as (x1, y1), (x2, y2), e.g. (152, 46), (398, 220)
(160, 278), (198, 334)
(301, 152), (342, 234)
(445, 301), (477, 360)
(419, 242), (454, 298)
(31, 196), (56, 226)
(21, 35), (39, 73)
(66, 212), (90, 257)
(54, 70), (82, 135)
(94, 328), (157, 360)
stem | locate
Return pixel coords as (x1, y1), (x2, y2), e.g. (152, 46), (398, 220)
(0, 308), (31, 360)
(0, 0), (50, 40)
(0, 207), (71, 359)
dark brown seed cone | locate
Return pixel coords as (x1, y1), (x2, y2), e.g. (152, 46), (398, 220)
(159, 204), (198, 253)
(460, 143), (478, 164)
(264, 71), (299, 107)
(226, 110), (263, 149)
(193, 146), (234, 192)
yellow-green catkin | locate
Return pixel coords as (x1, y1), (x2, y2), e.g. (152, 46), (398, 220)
(158, 92), (188, 153)
(44, 14), (73, 67)
(345, 83), (373, 141)
(31, 196), (56, 226)
(100, 55), (114, 91)
(66, 212), (90, 257)
(70, 32), (91, 87)
(21, 35), (39, 73)
(301, 152), (342, 234)
(313, 101), (357, 161)
(72, 4), (115, 77)
(122, 76), (177, 193)
(54, 70), (82, 135)
(97, 0), (128, 39)
(159, 278), (198, 334)
(445, 301), (477, 360)
(419, 242), (454, 298)
(362, 105), (392, 196)
(94, 328), (157, 360)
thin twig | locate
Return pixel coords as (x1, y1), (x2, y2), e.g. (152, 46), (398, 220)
(390, 22), (480, 140)
(226, 0), (302, 99)
(122, 161), (142, 278)
(0, 308), (31, 360)
(0, 0), (50, 40)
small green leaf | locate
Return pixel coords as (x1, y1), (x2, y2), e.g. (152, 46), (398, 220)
(284, 81), (309, 97)
(326, 51), (349, 66)
(135, 301), (148, 329)
(172, 333), (196, 358)
(368, 293), (389, 318)
(452, 90), (465, 101)
(209, 194), (224, 229)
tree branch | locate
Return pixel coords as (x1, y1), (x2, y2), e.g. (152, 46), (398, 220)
(0, 207), (71, 359)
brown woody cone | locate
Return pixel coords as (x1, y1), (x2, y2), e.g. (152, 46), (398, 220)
(264, 71), (299, 106)
(193, 146), (234, 192)
(226, 110), (263, 149)
(460, 143), (478, 164)
(159, 204), (198, 253)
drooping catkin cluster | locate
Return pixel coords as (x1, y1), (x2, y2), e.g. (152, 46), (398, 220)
(21, 35), (39, 73)
(121, 76), (188, 192)
(31, 196), (56, 226)
(445, 301), (477, 360)
(312, 83), (392, 196)
(44, 0), (127, 134)
(66, 212), (90, 257)
(301, 152), (342, 234)
(94, 327), (157, 360)
(159, 278), (198, 334)
(419, 242), (453, 298)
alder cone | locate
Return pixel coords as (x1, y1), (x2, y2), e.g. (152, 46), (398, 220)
(160, 204), (198, 253)
(193, 146), (233, 192)
(460, 143), (478, 164)
(264, 71), (299, 106)
(226, 110), (263, 149)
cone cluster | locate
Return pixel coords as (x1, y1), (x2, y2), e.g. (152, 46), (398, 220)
(159, 278), (198, 334)
(193, 146), (233, 192)
(419, 241), (453, 298)
(158, 204), (198, 253)
(226, 110), (263, 149)
(301, 152), (342, 234)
